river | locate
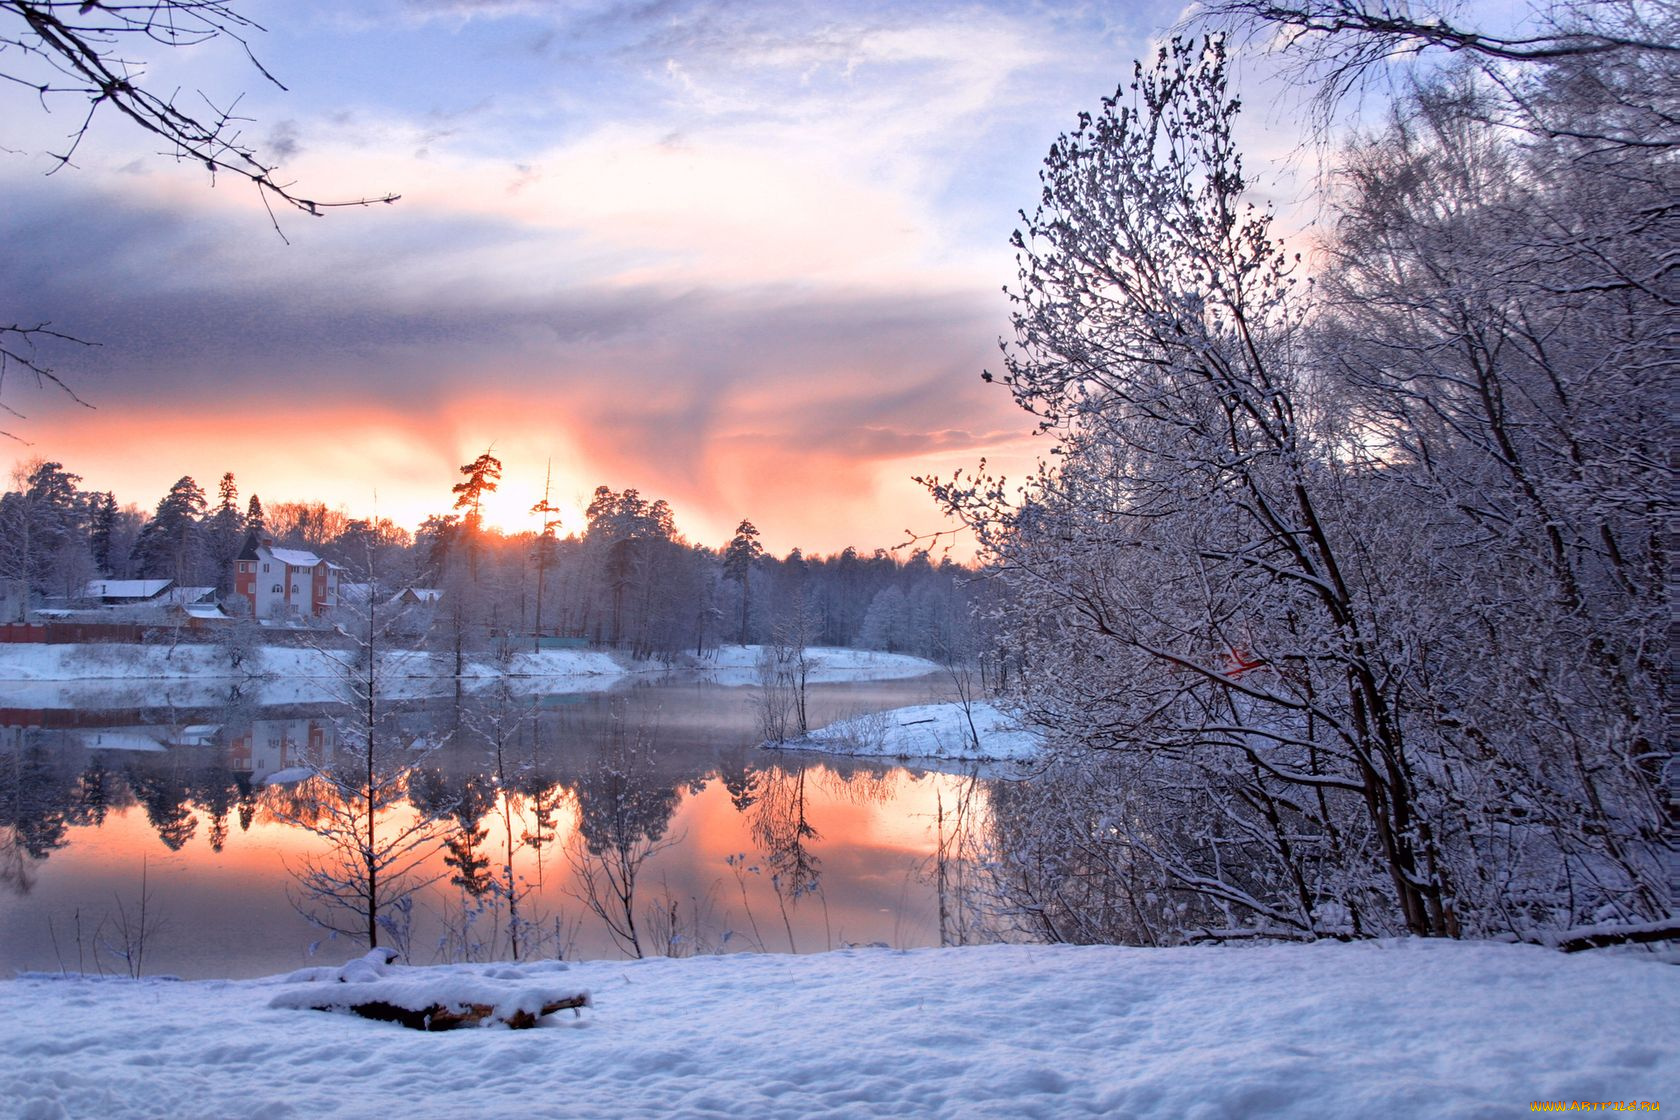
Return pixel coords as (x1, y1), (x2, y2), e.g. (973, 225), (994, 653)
(0, 671), (990, 979)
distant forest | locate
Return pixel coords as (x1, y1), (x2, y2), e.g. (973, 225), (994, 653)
(0, 455), (985, 663)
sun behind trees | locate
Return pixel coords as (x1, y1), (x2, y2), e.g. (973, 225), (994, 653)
(1, 449), (984, 666)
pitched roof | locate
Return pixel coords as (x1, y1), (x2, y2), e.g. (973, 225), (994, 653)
(267, 547), (325, 568)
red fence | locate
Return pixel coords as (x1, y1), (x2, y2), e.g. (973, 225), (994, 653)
(0, 621), (147, 644)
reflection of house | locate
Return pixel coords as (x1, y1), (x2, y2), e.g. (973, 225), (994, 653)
(392, 587), (443, 607)
(226, 716), (337, 779)
(234, 536), (343, 619)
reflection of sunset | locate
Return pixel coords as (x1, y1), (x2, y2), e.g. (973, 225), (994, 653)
(3, 755), (987, 977)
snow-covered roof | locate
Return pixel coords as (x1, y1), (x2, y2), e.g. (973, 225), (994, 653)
(163, 586), (216, 605)
(397, 587), (444, 604)
(70, 729), (166, 752)
(82, 579), (173, 600)
(267, 547), (325, 569)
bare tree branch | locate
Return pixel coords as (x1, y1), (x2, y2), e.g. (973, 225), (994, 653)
(0, 322), (96, 441)
(2, 1), (400, 215)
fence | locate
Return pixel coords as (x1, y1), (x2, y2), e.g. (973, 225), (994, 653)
(0, 621), (147, 644)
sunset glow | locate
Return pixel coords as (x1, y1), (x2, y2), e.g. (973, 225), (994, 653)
(0, 0), (1184, 555)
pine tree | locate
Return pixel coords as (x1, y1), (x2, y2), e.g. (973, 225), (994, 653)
(206, 472), (245, 595)
(89, 491), (117, 575)
(723, 520), (763, 645)
(132, 476), (207, 585)
(452, 450), (502, 583)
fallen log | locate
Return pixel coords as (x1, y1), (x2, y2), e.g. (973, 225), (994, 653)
(1554, 920), (1680, 954)
(317, 993), (590, 1031)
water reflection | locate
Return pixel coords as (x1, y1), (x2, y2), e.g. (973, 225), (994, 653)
(0, 676), (985, 977)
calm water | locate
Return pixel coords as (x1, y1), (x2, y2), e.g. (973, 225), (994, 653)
(0, 672), (987, 979)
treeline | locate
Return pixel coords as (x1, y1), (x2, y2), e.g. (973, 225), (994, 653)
(404, 472), (984, 663)
(0, 457), (982, 662)
(0, 465), (290, 602)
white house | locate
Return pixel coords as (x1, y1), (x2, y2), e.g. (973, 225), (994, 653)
(233, 536), (343, 619)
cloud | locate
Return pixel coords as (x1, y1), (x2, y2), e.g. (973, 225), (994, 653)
(0, 0), (1206, 552)
(0, 170), (1033, 553)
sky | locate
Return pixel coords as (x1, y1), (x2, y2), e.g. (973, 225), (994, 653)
(2, 0), (1276, 555)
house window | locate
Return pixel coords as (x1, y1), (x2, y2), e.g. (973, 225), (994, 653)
(262, 563), (270, 573)
(272, 585), (283, 594)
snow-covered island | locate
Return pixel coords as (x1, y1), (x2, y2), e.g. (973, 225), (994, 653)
(4, 939), (1672, 1117)
(783, 700), (1041, 764)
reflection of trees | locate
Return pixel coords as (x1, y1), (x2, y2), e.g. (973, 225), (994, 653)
(184, 762), (244, 852)
(750, 762), (823, 902)
(817, 763), (896, 807)
(266, 755), (445, 953)
(720, 758), (830, 952)
(717, 750), (759, 814)
(0, 745), (72, 892)
(478, 694), (551, 961)
(1, 746), (74, 866)
(125, 763), (198, 851)
(516, 768), (566, 888)
(74, 759), (119, 829)
(573, 744), (679, 858)
(10, 742), (231, 859)
(566, 720), (683, 959)
(411, 768), (495, 898)
(0, 742), (138, 892)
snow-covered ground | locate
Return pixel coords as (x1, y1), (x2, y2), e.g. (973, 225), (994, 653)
(0, 643), (939, 710)
(0, 643), (628, 709)
(786, 701), (1041, 763)
(668, 644), (940, 685)
(3, 939), (1672, 1118)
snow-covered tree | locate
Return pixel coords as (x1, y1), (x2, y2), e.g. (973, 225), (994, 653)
(131, 476), (207, 586)
(933, 30), (1671, 945)
(205, 472), (245, 596)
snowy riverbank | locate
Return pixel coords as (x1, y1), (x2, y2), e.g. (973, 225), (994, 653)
(4, 939), (1672, 1118)
(0, 643), (628, 709)
(670, 645), (940, 685)
(0, 642), (941, 711)
(784, 700), (1041, 764)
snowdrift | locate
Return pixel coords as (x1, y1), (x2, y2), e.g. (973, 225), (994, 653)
(3, 939), (1672, 1118)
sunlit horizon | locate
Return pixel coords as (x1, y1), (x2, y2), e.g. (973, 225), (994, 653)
(0, 0), (1197, 559)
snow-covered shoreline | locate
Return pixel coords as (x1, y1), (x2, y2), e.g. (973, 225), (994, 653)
(0, 642), (627, 684)
(0, 642), (941, 710)
(782, 700), (1041, 764)
(0, 643), (629, 709)
(665, 645), (940, 685)
(3, 939), (1672, 1118)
